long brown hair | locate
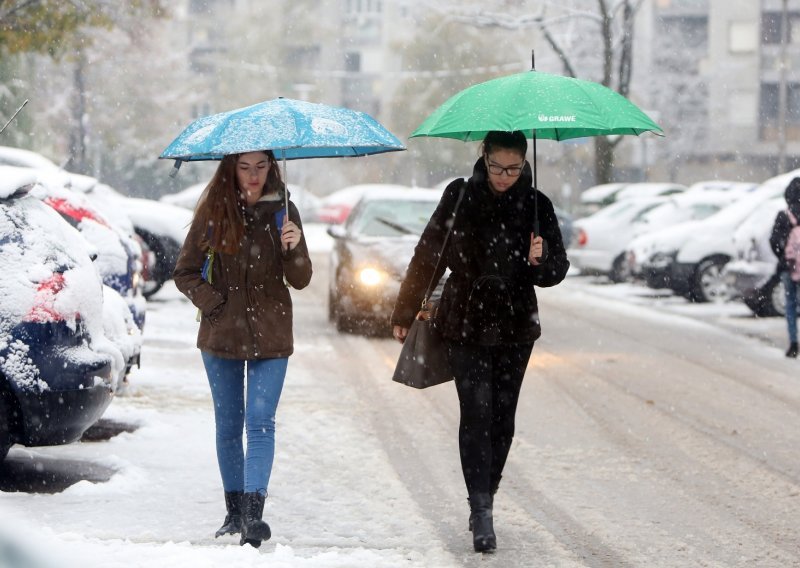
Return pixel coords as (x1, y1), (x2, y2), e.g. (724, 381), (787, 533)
(193, 150), (283, 254)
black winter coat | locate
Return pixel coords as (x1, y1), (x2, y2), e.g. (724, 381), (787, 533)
(391, 158), (570, 345)
(770, 206), (800, 273)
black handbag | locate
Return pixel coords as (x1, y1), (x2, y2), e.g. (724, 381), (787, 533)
(392, 299), (451, 388)
(392, 182), (466, 389)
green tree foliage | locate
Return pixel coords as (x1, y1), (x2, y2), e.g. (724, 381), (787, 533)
(0, 1), (106, 57)
(0, 1), (165, 57)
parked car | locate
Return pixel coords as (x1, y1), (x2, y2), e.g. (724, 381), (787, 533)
(327, 187), (442, 333)
(160, 181), (321, 224)
(611, 182), (687, 202)
(578, 182), (630, 216)
(317, 184), (410, 225)
(627, 169), (800, 302)
(0, 146), (191, 298)
(684, 180), (758, 194)
(572, 191), (739, 283)
(568, 196), (668, 282)
(724, 197), (789, 316)
(30, 170), (146, 330)
(0, 171), (121, 462)
(67, 177), (192, 299)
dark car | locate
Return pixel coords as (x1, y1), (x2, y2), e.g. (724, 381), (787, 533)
(327, 187), (443, 333)
(0, 173), (116, 462)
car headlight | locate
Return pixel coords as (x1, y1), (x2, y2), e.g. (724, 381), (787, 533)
(357, 267), (387, 286)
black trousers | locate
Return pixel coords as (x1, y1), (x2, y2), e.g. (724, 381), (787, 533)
(447, 340), (534, 495)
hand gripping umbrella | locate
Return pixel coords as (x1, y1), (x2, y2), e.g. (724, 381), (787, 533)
(160, 97), (406, 215)
(410, 64), (663, 232)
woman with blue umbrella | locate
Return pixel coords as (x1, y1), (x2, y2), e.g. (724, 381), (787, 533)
(173, 149), (312, 548)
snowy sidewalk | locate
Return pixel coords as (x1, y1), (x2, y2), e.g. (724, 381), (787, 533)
(0, 279), (458, 568)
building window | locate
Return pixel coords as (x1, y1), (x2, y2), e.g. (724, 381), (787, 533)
(759, 82), (800, 140)
(346, 0), (382, 13)
(761, 12), (800, 45)
(345, 52), (361, 72)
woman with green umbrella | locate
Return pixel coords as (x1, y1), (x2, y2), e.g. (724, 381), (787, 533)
(391, 130), (570, 553)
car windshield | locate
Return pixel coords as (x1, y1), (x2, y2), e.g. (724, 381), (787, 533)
(350, 199), (438, 237)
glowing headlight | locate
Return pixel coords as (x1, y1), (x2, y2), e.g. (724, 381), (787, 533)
(358, 267), (385, 286)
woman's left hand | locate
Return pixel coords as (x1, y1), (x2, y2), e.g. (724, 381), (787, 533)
(281, 221), (302, 251)
(529, 233), (547, 265)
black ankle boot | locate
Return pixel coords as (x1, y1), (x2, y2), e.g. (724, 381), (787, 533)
(468, 493), (496, 553)
(786, 342), (798, 358)
(239, 492), (271, 548)
(215, 491), (243, 538)
(469, 477), (501, 532)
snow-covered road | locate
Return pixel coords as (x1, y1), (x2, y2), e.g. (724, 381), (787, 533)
(1, 239), (799, 567)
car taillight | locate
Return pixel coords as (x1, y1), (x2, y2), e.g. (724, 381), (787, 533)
(43, 197), (110, 228)
(25, 273), (69, 322)
(577, 228), (588, 247)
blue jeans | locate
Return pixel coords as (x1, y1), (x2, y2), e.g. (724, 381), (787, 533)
(201, 352), (287, 496)
(782, 271), (799, 343)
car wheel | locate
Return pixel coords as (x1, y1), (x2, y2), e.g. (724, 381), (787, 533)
(691, 257), (731, 303)
(609, 253), (630, 283)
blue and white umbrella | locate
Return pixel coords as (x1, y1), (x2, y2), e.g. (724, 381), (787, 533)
(160, 97), (405, 163)
(160, 97), (406, 213)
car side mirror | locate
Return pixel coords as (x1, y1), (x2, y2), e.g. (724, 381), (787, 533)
(327, 225), (346, 239)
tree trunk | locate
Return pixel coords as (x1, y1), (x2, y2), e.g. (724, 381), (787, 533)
(69, 47), (88, 174)
(594, 136), (615, 184)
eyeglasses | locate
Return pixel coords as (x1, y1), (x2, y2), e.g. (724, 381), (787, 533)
(485, 158), (525, 177)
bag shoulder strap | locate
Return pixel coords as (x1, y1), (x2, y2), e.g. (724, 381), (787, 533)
(422, 179), (467, 303)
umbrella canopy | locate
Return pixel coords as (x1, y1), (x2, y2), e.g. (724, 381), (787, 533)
(160, 97), (406, 163)
(410, 70), (663, 141)
(160, 97), (406, 214)
(410, 69), (663, 233)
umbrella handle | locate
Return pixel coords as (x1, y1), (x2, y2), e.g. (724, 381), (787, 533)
(281, 154), (289, 224)
(169, 160), (183, 178)
(532, 133), (539, 236)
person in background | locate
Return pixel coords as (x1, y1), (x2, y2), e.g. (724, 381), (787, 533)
(173, 150), (312, 548)
(391, 130), (570, 553)
(769, 176), (800, 358)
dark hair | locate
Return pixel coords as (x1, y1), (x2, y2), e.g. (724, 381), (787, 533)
(481, 130), (527, 157)
(194, 150), (283, 255)
(786, 176), (800, 204)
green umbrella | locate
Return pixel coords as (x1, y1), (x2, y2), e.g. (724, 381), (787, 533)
(410, 68), (664, 230)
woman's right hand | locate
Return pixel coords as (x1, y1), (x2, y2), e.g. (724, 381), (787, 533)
(393, 325), (408, 343)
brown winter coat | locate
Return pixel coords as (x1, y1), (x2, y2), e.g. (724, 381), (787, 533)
(173, 197), (312, 359)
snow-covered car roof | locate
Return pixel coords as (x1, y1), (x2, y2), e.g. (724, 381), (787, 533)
(355, 186), (442, 203)
(0, 145), (62, 172)
(613, 182), (687, 201)
(579, 182), (629, 204)
(0, 167), (38, 199)
(685, 180), (758, 194)
(320, 183), (411, 205)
